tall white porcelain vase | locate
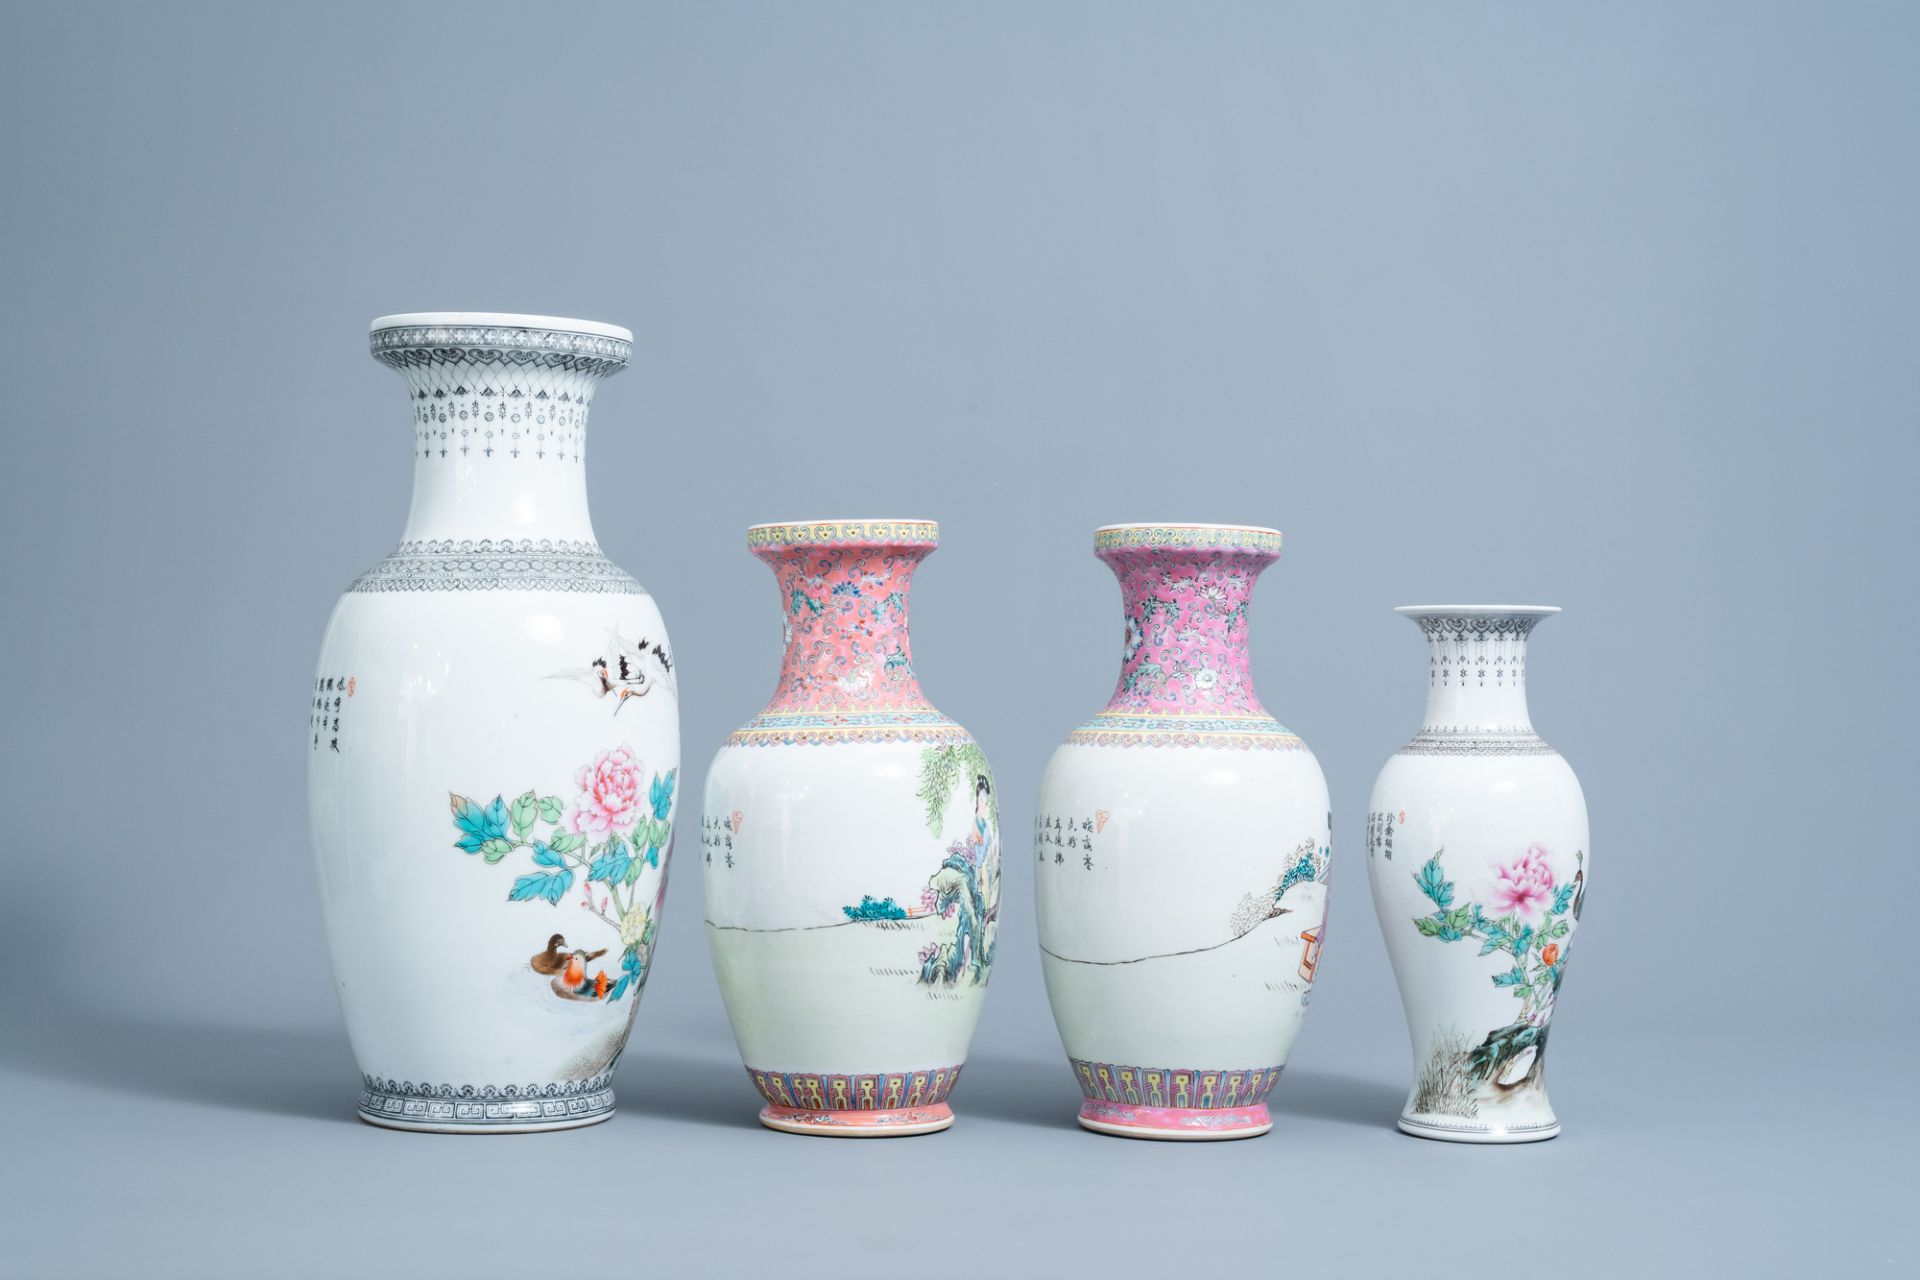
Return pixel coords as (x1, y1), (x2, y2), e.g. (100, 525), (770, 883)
(308, 313), (681, 1133)
(1366, 606), (1586, 1143)
(1036, 524), (1331, 1141)
(702, 520), (998, 1137)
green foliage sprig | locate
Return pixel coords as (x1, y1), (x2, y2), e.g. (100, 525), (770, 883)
(916, 743), (997, 834)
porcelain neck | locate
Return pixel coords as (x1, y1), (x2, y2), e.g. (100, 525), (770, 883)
(370, 318), (630, 544)
(752, 522), (940, 714)
(1095, 528), (1281, 718)
(1406, 610), (1551, 732)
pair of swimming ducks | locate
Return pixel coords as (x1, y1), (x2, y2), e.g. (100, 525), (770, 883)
(531, 934), (609, 1000)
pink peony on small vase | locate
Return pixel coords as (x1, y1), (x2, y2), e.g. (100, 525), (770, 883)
(700, 520), (998, 1136)
(1366, 606), (1588, 1142)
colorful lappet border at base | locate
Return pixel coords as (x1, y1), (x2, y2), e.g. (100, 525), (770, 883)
(1078, 1099), (1272, 1135)
(726, 710), (972, 747)
(1070, 1059), (1282, 1109)
(747, 1064), (963, 1112)
(1065, 713), (1306, 751)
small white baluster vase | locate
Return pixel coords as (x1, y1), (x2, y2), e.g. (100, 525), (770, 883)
(1366, 606), (1587, 1143)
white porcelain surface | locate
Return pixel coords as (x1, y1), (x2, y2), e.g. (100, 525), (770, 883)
(309, 314), (679, 1132)
(1367, 606), (1586, 1143)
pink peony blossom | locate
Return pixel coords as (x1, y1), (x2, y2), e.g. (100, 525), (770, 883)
(568, 745), (645, 836)
(1489, 845), (1555, 919)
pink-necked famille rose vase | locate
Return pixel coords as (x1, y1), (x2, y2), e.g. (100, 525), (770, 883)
(701, 520), (998, 1137)
(1035, 523), (1330, 1140)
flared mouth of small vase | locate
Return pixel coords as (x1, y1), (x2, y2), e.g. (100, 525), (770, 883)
(1094, 522), (1282, 557)
(747, 519), (940, 552)
(1394, 604), (1561, 617)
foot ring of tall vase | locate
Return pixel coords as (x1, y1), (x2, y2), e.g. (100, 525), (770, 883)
(309, 313), (680, 1134)
(702, 520), (998, 1136)
(1366, 605), (1587, 1144)
(1036, 523), (1331, 1141)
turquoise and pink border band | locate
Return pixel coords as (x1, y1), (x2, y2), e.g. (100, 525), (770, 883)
(1070, 1058), (1283, 1139)
(1071, 1058), (1281, 1108)
(747, 1065), (964, 1134)
(747, 1064), (962, 1111)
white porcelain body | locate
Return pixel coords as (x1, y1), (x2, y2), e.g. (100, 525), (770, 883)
(703, 736), (996, 1124)
(308, 315), (680, 1132)
(701, 522), (996, 1136)
(1035, 525), (1330, 1140)
(1036, 744), (1330, 1132)
(1366, 607), (1587, 1143)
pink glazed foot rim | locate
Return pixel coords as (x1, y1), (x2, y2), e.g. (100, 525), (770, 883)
(759, 1102), (955, 1137)
(1076, 1099), (1273, 1141)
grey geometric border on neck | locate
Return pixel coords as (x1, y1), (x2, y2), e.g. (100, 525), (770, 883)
(371, 323), (631, 379)
(347, 538), (644, 594)
(1398, 728), (1559, 757)
(1406, 613), (1547, 642)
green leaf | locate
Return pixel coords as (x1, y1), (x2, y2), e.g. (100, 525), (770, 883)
(916, 743), (996, 834)
(1414, 855), (1454, 910)
(481, 838), (514, 864)
(1414, 916), (1445, 937)
(548, 832), (586, 855)
(625, 856), (644, 887)
(511, 791), (538, 838)
(588, 838), (633, 885)
(510, 868), (573, 904)
(1546, 919), (1571, 939)
(538, 796), (565, 824)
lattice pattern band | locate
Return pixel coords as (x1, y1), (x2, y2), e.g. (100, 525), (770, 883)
(1398, 730), (1559, 757)
(358, 1072), (615, 1127)
(348, 539), (645, 594)
(1067, 713), (1305, 751)
(725, 710), (971, 747)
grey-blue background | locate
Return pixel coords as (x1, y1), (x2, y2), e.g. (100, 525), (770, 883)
(2, 2), (1912, 1275)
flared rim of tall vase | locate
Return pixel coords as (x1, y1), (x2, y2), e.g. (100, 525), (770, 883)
(369, 311), (635, 342)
